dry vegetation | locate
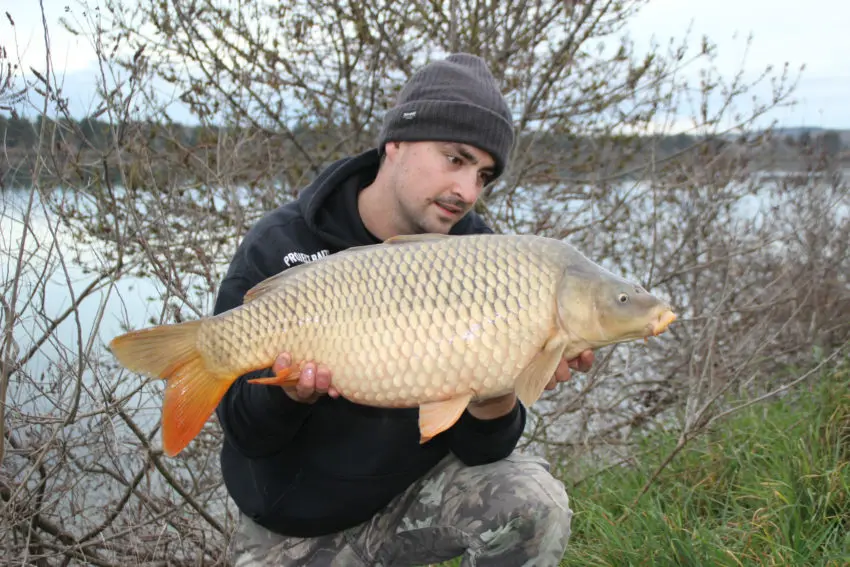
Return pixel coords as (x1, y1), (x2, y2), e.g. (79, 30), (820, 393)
(1, 0), (848, 564)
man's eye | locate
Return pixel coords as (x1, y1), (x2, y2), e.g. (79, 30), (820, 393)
(447, 155), (461, 165)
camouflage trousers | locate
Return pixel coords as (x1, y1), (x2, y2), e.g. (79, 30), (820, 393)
(229, 452), (573, 566)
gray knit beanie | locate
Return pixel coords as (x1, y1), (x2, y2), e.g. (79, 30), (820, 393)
(378, 53), (515, 180)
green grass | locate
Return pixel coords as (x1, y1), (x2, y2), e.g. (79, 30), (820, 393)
(560, 368), (850, 566)
(431, 365), (849, 566)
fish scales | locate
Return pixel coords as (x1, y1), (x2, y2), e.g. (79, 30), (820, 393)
(109, 232), (677, 456)
(198, 234), (563, 407)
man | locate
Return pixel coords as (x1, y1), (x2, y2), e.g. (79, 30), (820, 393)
(215, 53), (594, 566)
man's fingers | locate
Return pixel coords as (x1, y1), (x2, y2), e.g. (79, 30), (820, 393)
(314, 363), (332, 393)
(554, 357), (572, 383)
(577, 350), (595, 372)
(547, 351), (594, 391)
(566, 350), (595, 373)
(273, 352), (292, 374)
(295, 363), (316, 398)
(274, 355), (334, 402)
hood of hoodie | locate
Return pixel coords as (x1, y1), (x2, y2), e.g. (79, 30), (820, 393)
(297, 148), (492, 250)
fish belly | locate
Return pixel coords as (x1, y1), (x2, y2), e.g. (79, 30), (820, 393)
(203, 235), (562, 407)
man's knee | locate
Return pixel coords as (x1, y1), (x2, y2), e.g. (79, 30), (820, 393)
(491, 453), (572, 526)
(451, 453), (572, 564)
(456, 452), (572, 537)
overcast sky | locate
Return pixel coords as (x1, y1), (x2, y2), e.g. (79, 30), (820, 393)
(6, 0), (850, 130)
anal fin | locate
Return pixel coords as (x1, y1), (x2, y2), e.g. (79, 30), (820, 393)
(514, 332), (569, 407)
(248, 366), (299, 387)
(418, 393), (473, 443)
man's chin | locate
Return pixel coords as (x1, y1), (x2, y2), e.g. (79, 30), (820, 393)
(407, 206), (466, 235)
(414, 218), (453, 235)
(430, 210), (464, 230)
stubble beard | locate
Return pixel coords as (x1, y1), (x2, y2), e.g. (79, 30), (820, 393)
(412, 197), (470, 235)
(391, 186), (451, 236)
(389, 171), (470, 236)
(398, 199), (441, 235)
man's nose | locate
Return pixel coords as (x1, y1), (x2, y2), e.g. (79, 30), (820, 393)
(453, 170), (483, 203)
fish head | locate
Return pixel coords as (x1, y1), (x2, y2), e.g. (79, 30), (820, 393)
(556, 262), (677, 352)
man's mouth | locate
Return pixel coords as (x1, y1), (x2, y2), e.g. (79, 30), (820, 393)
(434, 201), (464, 216)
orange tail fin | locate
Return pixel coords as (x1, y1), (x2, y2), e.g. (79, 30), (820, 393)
(109, 321), (236, 457)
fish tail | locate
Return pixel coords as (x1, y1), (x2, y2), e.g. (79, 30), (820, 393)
(109, 320), (235, 457)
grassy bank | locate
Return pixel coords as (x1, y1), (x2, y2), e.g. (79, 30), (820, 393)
(561, 365), (850, 566)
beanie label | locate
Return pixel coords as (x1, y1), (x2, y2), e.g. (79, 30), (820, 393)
(402, 111), (417, 120)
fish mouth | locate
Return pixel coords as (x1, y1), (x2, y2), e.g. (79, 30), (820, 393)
(646, 309), (677, 337)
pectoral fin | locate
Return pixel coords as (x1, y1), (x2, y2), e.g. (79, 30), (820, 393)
(514, 332), (569, 407)
(418, 393), (473, 443)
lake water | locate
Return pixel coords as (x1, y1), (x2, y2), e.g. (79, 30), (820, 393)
(2, 170), (848, 447)
(2, 191), (167, 364)
(2, 187), (237, 541)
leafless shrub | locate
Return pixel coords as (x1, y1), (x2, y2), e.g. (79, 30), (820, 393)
(524, 147), (849, 492)
(1, 0), (847, 564)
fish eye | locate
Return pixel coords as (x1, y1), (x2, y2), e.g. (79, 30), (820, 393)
(618, 293), (629, 304)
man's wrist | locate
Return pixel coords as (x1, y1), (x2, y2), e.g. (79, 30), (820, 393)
(466, 393), (518, 420)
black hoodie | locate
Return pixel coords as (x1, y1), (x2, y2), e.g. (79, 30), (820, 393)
(213, 148), (526, 538)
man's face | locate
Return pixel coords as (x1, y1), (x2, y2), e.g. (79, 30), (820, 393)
(383, 141), (496, 235)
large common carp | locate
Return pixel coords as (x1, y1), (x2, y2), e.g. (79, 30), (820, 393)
(110, 233), (676, 456)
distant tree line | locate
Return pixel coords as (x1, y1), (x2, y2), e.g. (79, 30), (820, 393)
(793, 130), (844, 155)
(2, 113), (845, 157)
(0, 114), (203, 150)
(0, 113), (717, 154)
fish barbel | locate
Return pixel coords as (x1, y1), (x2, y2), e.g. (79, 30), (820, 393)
(109, 233), (676, 456)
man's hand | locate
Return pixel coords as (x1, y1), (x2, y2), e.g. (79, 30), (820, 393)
(467, 349), (596, 420)
(545, 349), (594, 391)
(273, 353), (339, 404)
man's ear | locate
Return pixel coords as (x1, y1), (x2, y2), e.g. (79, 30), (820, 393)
(384, 140), (401, 160)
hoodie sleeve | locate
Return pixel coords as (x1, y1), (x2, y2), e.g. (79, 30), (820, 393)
(213, 225), (314, 458)
(447, 401), (526, 466)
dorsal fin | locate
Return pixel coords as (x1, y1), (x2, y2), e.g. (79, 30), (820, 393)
(243, 234), (454, 303)
(242, 240), (390, 303)
(384, 233), (454, 244)
(243, 261), (317, 303)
